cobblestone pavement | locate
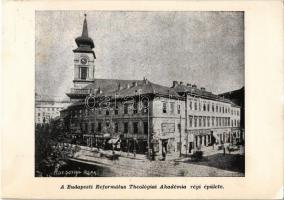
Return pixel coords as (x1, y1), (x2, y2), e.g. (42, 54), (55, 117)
(71, 146), (244, 177)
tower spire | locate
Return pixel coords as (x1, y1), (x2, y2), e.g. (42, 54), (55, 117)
(75, 14), (94, 49)
(82, 13), (88, 38)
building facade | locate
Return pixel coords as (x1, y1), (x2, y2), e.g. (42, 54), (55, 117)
(171, 82), (242, 153)
(63, 77), (186, 155)
(35, 94), (70, 125)
(219, 87), (245, 142)
(61, 15), (242, 156)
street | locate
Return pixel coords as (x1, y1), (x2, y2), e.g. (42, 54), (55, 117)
(67, 145), (244, 177)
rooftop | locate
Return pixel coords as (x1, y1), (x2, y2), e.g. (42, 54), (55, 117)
(171, 81), (238, 105)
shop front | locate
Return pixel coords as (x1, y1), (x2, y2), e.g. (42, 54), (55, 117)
(121, 134), (148, 154)
(83, 134), (94, 147)
(188, 129), (212, 150)
(211, 128), (232, 144)
(231, 127), (242, 144)
(157, 132), (176, 154)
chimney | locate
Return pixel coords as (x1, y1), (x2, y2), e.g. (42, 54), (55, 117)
(117, 83), (123, 91)
(192, 84), (197, 89)
(143, 77), (149, 84)
(172, 81), (178, 88)
(132, 81), (138, 87)
(186, 83), (191, 87)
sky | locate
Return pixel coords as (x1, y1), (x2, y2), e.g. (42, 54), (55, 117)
(35, 11), (244, 99)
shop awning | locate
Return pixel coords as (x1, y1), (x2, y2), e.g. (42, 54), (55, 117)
(212, 131), (219, 139)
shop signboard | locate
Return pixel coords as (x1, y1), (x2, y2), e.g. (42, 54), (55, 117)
(161, 123), (175, 133)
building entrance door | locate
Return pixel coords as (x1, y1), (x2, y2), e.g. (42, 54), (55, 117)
(162, 139), (168, 153)
(161, 139), (168, 160)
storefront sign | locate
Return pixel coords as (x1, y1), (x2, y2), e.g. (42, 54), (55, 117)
(160, 132), (174, 139)
(188, 129), (210, 135)
(161, 123), (175, 133)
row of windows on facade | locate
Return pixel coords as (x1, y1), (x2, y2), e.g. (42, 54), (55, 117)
(36, 107), (62, 111)
(70, 103), (179, 118)
(188, 116), (240, 128)
(37, 111), (60, 117)
(68, 101), (239, 118)
(188, 100), (240, 116)
(36, 116), (51, 123)
(162, 102), (181, 114)
(75, 121), (149, 135)
(70, 103), (149, 118)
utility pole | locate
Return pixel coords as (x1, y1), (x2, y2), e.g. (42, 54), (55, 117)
(93, 93), (96, 150)
(179, 115), (182, 157)
(147, 100), (151, 160)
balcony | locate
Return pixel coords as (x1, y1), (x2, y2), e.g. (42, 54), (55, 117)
(123, 134), (148, 140)
(70, 88), (94, 94)
(66, 88), (94, 98)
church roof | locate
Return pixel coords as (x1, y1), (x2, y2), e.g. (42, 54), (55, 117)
(83, 78), (143, 92)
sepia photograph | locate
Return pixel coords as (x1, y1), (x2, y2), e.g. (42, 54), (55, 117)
(35, 11), (245, 177)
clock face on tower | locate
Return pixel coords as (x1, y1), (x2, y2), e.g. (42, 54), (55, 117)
(80, 57), (88, 65)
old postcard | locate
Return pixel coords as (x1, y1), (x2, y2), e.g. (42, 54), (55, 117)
(1, 0), (283, 199)
(35, 10), (244, 178)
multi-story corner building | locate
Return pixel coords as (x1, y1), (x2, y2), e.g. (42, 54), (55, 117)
(35, 93), (70, 125)
(61, 15), (242, 156)
(63, 77), (185, 155)
(171, 82), (242, 152)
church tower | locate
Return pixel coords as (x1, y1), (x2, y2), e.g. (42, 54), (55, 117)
(73, 14), (96, 89)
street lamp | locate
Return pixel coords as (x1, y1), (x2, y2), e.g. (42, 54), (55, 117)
(147, 100), (150, 160)
(85, 92), (96, 150)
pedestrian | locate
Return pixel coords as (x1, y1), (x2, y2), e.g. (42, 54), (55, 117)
(162, 146), (167, 161)
(162, 150), (166, 161)
(151, 149), (155, 161)
(224, 142), (230, 155)
(222, 142), (226, 155)
(226, 143), (231, 154)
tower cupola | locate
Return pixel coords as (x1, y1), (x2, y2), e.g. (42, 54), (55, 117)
(73, 14), (96, 58)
